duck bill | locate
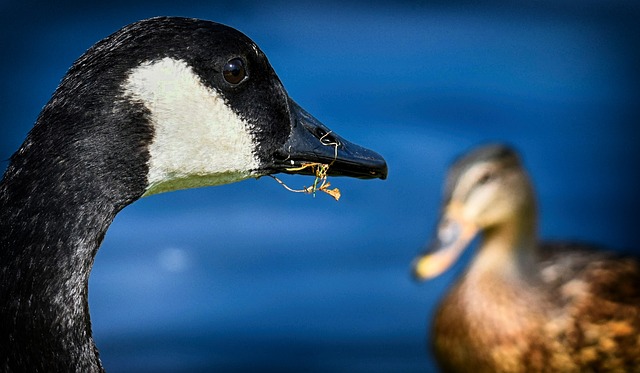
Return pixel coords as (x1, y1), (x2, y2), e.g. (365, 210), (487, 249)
(412, 202), (479, 280)
(274, 99), (387, 180)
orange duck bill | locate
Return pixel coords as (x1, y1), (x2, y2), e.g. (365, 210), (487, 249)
(412, 201), (479, 280)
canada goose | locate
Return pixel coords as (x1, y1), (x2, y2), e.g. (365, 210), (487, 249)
(413, 144), (639, 372)
(0, 17), (387, 372)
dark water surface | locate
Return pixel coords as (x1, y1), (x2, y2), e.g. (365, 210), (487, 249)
(1, 1), (638, 372)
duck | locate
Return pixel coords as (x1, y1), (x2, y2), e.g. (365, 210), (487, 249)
(0, 17), (387, 372)
(412, 144), (639, 373)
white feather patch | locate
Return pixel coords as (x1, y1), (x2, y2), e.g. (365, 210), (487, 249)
(122, 57), (260, 196)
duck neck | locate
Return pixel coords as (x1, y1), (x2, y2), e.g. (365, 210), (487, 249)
(472, 202), (538, 281)
(0, 99), (152, 371)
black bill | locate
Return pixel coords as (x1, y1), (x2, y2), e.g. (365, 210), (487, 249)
(273, 99), (387, 180)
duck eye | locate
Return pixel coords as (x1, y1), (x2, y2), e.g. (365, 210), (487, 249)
(223, 58), (246, 84)
(477, 171), (494, 185)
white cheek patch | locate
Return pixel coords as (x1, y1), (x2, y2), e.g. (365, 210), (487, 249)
(122, 57), (260, 196)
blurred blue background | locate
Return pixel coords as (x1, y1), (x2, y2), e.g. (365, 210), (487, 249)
(1, 1), (639, 372)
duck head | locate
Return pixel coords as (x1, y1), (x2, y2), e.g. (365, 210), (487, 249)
(412, 144), (535, 280)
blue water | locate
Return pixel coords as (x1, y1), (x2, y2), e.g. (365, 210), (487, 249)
(1, 2), (639, 372)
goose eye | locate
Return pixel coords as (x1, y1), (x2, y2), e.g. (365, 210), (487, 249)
(223, 58), (246, 84)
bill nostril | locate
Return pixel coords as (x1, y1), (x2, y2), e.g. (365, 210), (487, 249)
(315, 128), (340, 146)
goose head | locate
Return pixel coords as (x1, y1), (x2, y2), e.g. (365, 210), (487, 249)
(12, 17), (386, 203)
(413, 144), (536, 280)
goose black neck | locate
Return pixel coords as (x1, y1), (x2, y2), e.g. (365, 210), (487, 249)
(0, 84), (153, 371)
